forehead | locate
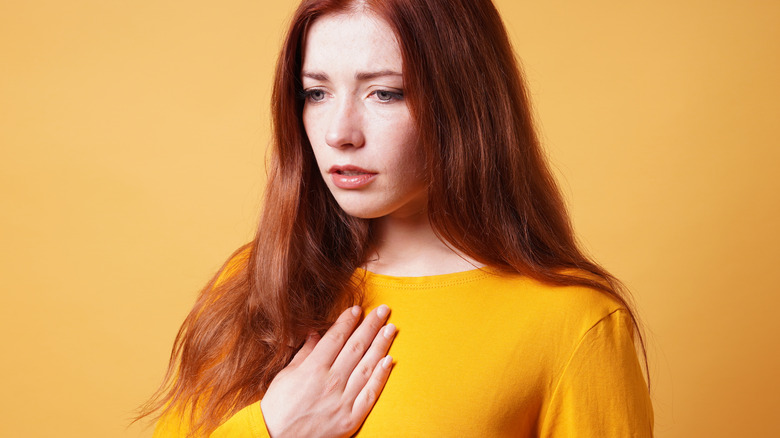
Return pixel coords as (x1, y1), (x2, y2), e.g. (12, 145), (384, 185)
(301, 12), (402, 73)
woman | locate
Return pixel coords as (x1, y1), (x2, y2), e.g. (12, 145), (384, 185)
(140, 0), (654, 436)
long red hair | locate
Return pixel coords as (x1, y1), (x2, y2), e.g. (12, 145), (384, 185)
(137, 0), (647, 435)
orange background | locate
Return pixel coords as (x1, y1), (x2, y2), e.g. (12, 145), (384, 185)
(1, 1), (778, 436)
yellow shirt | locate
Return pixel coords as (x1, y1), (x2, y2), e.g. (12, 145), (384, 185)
(155, 267), (653, 437)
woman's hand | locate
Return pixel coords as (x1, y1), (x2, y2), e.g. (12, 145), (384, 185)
(260, 305), (396, 438)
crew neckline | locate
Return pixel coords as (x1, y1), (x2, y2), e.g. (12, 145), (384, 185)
(355, 265), (503, 288)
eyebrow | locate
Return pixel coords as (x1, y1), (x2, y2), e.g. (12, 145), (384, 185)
(301, 70), (403, 81)
(356, 70), (402, 80)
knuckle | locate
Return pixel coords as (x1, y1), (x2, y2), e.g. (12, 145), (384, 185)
(321, 335), (346, 354)
(337, 415), (355, 433)
(332, 327), (351, 344)
(322, 373), (342, 395)
(348, 340), (366, 355)
(357, 363), (372, 379)
(363, 387), (377, 405)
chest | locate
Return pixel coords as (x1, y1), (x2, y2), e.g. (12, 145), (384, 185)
(357, 287), (550, 436)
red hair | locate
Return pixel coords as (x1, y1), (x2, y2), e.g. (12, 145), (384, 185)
(137, 0), (647, 434)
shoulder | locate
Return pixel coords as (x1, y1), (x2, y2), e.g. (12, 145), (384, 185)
(484, 269), (627, 329)
(527, 277), (652, 436)
(478, 270), (634, 369)
(530, 276), (626, 332)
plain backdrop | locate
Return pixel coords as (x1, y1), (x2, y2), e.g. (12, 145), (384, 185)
(1, 0), (778, 436)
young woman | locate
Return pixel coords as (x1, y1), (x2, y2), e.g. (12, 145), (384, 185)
(140, 0), (654, 436)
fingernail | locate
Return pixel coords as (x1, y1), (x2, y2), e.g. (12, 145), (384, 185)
(351, 306), (361, 317)
(381, 355), (393, 369)
(376, 304), (389, 318)
(383, 323), (396, 339)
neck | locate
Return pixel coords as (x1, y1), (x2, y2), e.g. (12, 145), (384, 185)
(364, 209), (483, 277)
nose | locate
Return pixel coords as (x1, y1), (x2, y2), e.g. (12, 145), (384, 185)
(325, 99), (365, 149)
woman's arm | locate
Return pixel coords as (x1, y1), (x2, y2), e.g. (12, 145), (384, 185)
(152, 305), (395, 438)
(539, 309), (654, 437)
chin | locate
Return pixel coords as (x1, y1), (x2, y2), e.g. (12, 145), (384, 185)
(335, 204), (386, 220)
(327, 191), (383, 219)
(327, 188), (428, 220)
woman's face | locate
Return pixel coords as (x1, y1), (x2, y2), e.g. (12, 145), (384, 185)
(301, 12), (427, 220)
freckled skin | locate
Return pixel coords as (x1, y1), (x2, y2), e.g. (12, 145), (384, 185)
(301, 13), (427, 220)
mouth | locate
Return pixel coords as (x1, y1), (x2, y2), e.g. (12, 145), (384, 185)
(328, 165), (377, 189)
(328, 165), (376, 176)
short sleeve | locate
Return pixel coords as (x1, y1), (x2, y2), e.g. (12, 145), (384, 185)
(539, 309), (654, 437)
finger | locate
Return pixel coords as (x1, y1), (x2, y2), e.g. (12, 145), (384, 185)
(287, 332), (319, 369)
(330, 305), (390, 376)
(351, 355), (394, 419)
(343, 323), (396, 400)
(307, 306), (362, 365)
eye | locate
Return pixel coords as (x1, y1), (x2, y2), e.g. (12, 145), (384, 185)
(302, 88), (326, 102)
(373, 89), (403, 102)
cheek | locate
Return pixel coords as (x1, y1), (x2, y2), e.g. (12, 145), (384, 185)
(302, 109), (315, 144)
(397, 126), (423, 173)
(302, 106), (327, 143)
(302, 111), (325, 168)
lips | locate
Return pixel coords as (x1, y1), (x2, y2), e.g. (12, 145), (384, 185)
(328, 165), (377, 189)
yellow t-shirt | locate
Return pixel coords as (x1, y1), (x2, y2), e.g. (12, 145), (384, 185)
(154, 267), (653, 437)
